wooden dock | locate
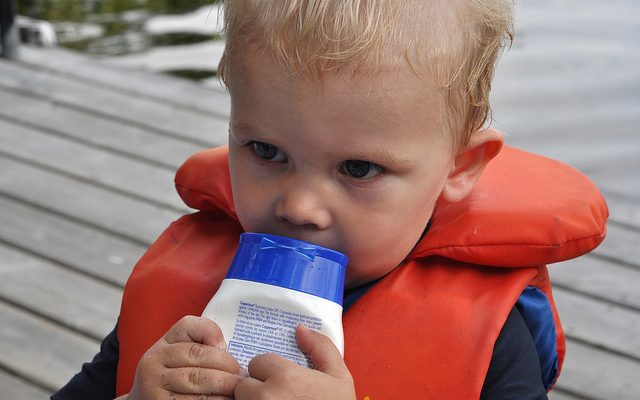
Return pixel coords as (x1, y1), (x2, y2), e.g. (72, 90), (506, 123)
(1, 4), (639, 396)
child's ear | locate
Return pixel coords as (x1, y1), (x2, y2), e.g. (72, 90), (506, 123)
(441, 129), (504, 203)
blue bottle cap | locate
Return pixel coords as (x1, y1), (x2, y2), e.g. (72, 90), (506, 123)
(225, 233), (348, 305)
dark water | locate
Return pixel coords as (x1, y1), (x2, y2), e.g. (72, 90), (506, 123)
(18, 0), (221, 78)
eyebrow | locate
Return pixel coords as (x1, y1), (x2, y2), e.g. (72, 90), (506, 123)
(350, 149), (410, 167)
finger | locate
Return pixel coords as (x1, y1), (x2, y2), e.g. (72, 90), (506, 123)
(295, 325), (349, 378)
(247, 352), (296, 382)
(161, 366), (243, 397)
(162, 342), (242, 373)
(162, 394), (233, 400)
(233, 376), (265, 400)
(164, 316), (226, 349)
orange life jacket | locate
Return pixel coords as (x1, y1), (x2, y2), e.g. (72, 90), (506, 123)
(116, 143), (607, 399)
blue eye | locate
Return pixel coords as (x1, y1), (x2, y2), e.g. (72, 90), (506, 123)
(341, 160), (383, 179)
(251, 141), (286, 162)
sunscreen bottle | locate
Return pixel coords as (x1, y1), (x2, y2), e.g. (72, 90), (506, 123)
(201, 232), (348, 369)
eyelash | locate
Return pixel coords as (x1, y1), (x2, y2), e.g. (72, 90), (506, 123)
(246, 141), (287, 162)
(245, 140), (385, 181)
(339, 160), (384, 180)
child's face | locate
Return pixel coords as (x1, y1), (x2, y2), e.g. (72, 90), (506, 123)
(227, 50), (457, 288)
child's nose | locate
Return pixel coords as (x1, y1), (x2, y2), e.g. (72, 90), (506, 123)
(275, 180), (332, 230)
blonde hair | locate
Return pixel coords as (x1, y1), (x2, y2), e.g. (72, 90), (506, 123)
(218, 0), (514, 147)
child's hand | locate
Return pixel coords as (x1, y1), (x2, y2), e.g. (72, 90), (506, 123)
(234, 325), (356, 400)
(126, 315), (243, 400)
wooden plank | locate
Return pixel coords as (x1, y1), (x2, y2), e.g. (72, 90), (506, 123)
(0, 89), (204, 170)
(493, 93), (638, 143)
(493, 73), (639, 143)
(493, 63), (639, 114)
(592, 223), (640, 270)
(17, 45), (231, 117)
(0, 59), (227, 146)
(515, 137), (639, 184)
(0, 156), (181, 245)
(605, 193), (640, 230)
(0, 195), (143, 286)
(0, 371), (51, 399)
(0, 118), (189, 212)
(0, 301), (100, 393)
(551, 255), (640, 310)
(0, 243), (121, 340)
(555, 340), (640, 400)
(554, 288), (640, 360)
(494, 53), (638, 99)
(592, 169), (640, 202)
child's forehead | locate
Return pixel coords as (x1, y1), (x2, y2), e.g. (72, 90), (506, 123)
(232, 45), (444, 110)
(229, 38), (447, 102)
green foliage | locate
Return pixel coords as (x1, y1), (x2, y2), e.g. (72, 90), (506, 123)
(165, 69), (217, 81)
(151, 32), (222, 46)
(147, 0), (220, 14)
(18, 0), (85, 22)
(17, 0), (220, 21)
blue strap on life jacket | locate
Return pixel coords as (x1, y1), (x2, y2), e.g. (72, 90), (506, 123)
(516, 286), (559, 390)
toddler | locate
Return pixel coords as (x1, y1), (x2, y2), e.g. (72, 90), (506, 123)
(52, 1), (607, 399)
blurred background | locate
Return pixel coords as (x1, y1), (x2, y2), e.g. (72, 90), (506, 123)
(0, 0), (638, 399)
(14, 0), (225, 81)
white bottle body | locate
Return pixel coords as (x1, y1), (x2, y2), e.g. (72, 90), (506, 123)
(202, 278), (344, 369)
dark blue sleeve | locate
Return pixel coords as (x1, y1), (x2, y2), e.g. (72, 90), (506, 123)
(480, 307), (549, 400)
(51, 322), (119, 400)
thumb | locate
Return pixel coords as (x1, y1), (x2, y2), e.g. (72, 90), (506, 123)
(296, 325), (349, 378)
